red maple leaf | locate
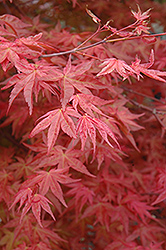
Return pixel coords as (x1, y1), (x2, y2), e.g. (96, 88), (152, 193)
(29, 107), (80, 153)
(81, 197), (114, 231)
(0, 101), (29, 138)
(9, 187), (33, 211)
(94, 143), (124, 170)
(0, 169), (15, 205)
(0, 39), (20, 71)
(21, 193), (56, 227)
(97, 57), (136, 80)
(0, 14), (31, 37)
(70, 93), (111, 117)
(152, 168), (166, 205)
(20, 168), (79, 207)
(30, 145), (95, 177)
(66, 182), (95, 219)
(10, 189), (55, 227)
(0, 34), (43, 71)
(6, 155), (35, 180)
(50, 55), (98, 109)
(17, 32), (44, 52)
(131, 49), (166, 82)
(23, 15), (51, 32)
(126, 222), (164, 247)
(123, 194), (157, 223)
(2, 59), (58, 115)
(131, 5), (151, 21)
(76, 113), (120, 153)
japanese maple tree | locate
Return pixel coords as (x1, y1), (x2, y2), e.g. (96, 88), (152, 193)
(0, 0), (166, 249)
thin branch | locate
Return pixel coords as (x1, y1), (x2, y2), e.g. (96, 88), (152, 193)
(106, 32), (166, 43)
(41, 39), (106, 57)
(74, 23), (102, 51)
(121, 85), (166, 104)
(41, 32), (166, 58)
(153, 110), (166, 128)
(0, 128), (29, 152)
(129, 99), (166, 128)
(75, 51), (102, 61)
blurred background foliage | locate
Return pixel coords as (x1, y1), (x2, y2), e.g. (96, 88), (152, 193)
(0, 0), (166, 34)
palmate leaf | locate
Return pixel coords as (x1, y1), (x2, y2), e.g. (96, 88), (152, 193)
(52, 55), (105, 109)
(2, 59), (59, 115)
(30, 107), (80, 153)
(20, 168), (79, 207)
(131, 49), (166, 82)
(9, 187), (32, 211)
(0, 14), (31, 37)
(152, 168), (166, 205)
(123, 194), (157, 223)
(70, 93), (111, 117)
(9, 188), (55, 227)
(126, 222), (164, 247)
(20, 193), (56, 227)
(66, 182), (95, 219)
(0, 34), (42, 71)
(76, 114), (120, 153)
(81, 198), (114, 232)
(94, 143), (124, 170)
(97, 57), (136, 80)
(30, 146), (95, 177)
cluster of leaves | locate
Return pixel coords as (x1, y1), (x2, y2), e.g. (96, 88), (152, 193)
(0, 0), (166, 249)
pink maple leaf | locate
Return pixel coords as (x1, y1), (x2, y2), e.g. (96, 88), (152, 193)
(76, 114), (120, 153)
(30, 107), (80, 153)
(70, 93), (111, 117)
(152, 168), (166, 205)
(20, 168), (79, 207)
(97, 57), (136, 80)
(66, 182), (95, 220)
(30, 146), (95, 177)
(2, 59), (59, 115)
(131, 49), (166, 82)
(0, 34), (43, 71)
(9, 187), (55, 227)
(131, 5), (151, 21)
(0, 14), (31, 37)
(20, 193), (56, 227)
(50, 55), (95, 109)
(9, 187), (32, 211)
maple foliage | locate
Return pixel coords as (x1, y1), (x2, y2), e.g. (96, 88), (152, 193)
(0, 1), (166, 250)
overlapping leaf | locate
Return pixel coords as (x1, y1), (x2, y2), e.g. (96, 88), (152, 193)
(0, 14), (31, 37)
(97, 57), (136, 80)
(2, 59), (59, 115)
(30, 146), (94, 177)
(0, 34), (43, 71)
(9, 188), (55, 227)
(70, 93), (111, 117)
(51, 55), (105, 109)
(30, 107), (80, 153)
(131, 49), (166, 82)
(21, 193), (56, 227)
(76, 113), (120, 153)
(20, 168), (79, 207)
